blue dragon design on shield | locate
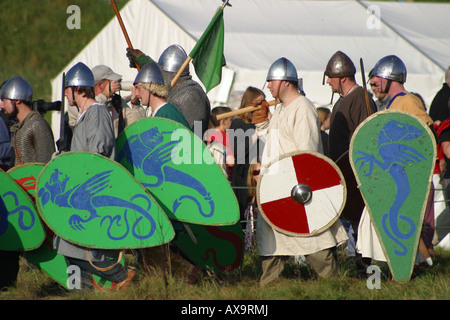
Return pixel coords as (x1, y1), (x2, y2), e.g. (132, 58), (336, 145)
(117, 127), (214, 218)
(38, 169), (156, 241)
(354, 120), (426, 256)
(0, 191), (35, 236)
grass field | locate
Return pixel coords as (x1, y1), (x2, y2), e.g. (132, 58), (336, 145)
(0, 244), (448, 301)
(0, 0), (128, 103)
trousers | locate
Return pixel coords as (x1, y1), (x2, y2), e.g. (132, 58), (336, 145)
(259, 248), (338, 286)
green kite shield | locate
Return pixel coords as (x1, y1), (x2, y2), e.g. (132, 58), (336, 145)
(9, 162), (121, 291)
(0, 168), (45, 251)
(115, 117), (239, 226)
(36, 152), (174, 250)
(173, 222), (244, 273)
(9, 163), (72, 290)
(350, 110), (436, 281)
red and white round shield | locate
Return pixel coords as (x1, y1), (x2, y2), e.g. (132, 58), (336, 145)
(257, 151), (346, 236)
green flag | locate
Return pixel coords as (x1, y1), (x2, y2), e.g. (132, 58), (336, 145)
(190, 8), (225, 93)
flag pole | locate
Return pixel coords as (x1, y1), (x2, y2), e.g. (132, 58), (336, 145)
(170, 0), (231, 89)
(110, 0), (140, 70)
(360, 58), (372, 116)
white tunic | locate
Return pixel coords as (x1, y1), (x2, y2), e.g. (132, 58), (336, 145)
(256, 96), (348, 256)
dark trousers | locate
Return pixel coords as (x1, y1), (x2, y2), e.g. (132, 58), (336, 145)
(0, 251), (20, 290)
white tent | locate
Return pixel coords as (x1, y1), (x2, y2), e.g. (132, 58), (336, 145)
(51, 0), (450, 110)
(51, 0), (450, 248)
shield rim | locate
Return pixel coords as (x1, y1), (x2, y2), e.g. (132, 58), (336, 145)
(256, 150), (347, 237)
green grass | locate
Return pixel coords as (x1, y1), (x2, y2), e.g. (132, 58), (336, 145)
(1, 245), (448, 300)
(0, 0), (129, 102)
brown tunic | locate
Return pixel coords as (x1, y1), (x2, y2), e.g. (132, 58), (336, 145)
(328, 86), (377, 162)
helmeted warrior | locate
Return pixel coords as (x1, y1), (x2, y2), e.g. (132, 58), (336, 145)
(133, 61), (190, 128)
(357, 55), (434, 266)
(0, 76), (55, 290)
(127, 44), (211, 137)
(0, 76), (55, 165)
(323, 51), (377, 277)
(55, 62), (135, 290)
(253, 57), (347, 286)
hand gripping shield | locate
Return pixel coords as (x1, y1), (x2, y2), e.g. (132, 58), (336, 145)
(257, 151), (346, 236)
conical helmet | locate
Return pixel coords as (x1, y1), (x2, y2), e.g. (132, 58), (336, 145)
(65, 62), (95, 88)
(324, 51), (356, 78)
(371, 55), (407, 83)
(266, 57), (298, 83)
(0, 76), (33, 102)
(158, 44), (189, 75)
(133, 61), (164, 85)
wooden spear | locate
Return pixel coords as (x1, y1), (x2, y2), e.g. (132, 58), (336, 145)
(110, 0), (140, 70)
(360, 58), (372, 116)
(215, 99), (280, 121)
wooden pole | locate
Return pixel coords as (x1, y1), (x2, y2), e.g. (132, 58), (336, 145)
(170, 1), (231, 89)
(110, 0), (140, 70)
(58, 72), (65, 151)
(215, 99), (280, 121)
(360, 58), (372, 116)
(170, 57), (192, 88)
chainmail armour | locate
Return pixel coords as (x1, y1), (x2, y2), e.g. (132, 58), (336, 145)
(162, 71), (211, 138)
(10, 111), (55, 165)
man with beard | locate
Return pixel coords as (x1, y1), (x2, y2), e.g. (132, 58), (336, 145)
(0, 76), (55, 290)
(323, 51), (377, 278)
(0, 76), (55, 165)
(324, 51), (377, 163)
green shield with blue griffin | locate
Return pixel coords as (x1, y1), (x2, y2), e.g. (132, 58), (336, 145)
(350, 110), (436, 281)
(115, 117), (239, 226)
(8, 163), (121, 291)
(0, 167), (45, 251)
(36, 152), (174, 249)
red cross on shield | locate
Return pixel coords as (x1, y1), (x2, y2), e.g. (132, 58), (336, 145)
(257, 151), (346, 236)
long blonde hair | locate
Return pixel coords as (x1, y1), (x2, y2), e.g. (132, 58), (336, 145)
(238, 87), (266, 123)
(246, 160), (261, 198)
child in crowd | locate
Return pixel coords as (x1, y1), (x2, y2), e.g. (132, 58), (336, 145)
(243, 159), (261, 252)
(205, 106), (235, 178)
